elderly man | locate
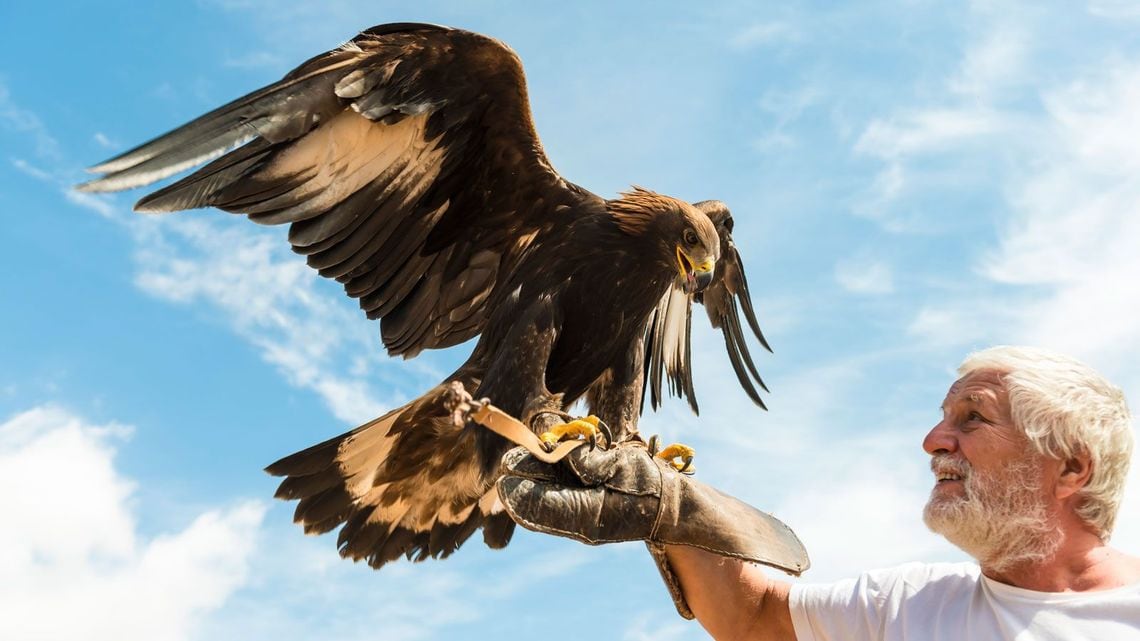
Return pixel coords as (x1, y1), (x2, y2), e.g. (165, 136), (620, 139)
(498, 346), (1140, 640)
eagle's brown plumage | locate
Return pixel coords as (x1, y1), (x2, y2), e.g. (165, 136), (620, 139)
(79, 23), (770, 569)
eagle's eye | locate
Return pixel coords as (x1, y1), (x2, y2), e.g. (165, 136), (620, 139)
(683, 228), (699, 246)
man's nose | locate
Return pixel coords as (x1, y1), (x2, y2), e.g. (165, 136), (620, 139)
(923, 420), (957, 455)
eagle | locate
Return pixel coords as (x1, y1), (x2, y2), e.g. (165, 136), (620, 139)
(78, 23), (771, 569)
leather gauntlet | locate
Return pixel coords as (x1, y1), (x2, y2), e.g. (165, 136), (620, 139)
(497, 442), (809, 619)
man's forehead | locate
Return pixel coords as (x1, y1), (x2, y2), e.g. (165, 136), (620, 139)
(942, 369), (1008, 407)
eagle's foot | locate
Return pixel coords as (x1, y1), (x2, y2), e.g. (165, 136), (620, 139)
(538, 415), (610, 452)
(648, 436), (696, 474)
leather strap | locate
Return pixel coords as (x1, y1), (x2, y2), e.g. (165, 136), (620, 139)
(469, 401), (586, 463)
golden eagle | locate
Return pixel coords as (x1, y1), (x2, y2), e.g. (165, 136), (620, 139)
(79, 23), (770, 569)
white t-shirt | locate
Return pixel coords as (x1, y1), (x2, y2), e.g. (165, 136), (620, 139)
(789, 562), (1140, 641)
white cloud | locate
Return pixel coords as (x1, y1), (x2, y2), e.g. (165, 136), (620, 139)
(777, 432), (962, 582)
(0, 81), (61, 160)
(0, 406), (264, 641)
(93, 131), (118, 149)
(729, 21), (798, 51)
(10, 157), (54, 182)
(875, 47), (1140, 559)
(975, 63), (1140, 365)
(855, 108), (1002, 160)
(196, 520), (601, 641)
(4, 78), (406, 428)
(1088, 0), (1140, 19)
(622, 612), (694, 641)
(65, 189), (119, 219)
(855, 14), (1140, 369)
(852, 105), (1007, 228)
(835, 255), (894, 295)
(850, 18), (1030, 222)
(906, 305), (994, 350)
(948, 27), (1029, 100)
(852, 162), (906, 225)
(753, 86), (823, 152)
(132, 215), (395, 423)
(12, 144), (123, 223)
(658, 347), (959, 581)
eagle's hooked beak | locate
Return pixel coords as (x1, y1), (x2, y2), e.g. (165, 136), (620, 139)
(676, 247), (715, 294)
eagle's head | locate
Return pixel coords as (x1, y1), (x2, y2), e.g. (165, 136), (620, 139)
(609, 187), (720, 294)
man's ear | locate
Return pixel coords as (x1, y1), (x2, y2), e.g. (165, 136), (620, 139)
(1055, 453), (1093, 501)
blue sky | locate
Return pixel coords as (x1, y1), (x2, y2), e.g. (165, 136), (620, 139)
(3, 1), (1140, 639)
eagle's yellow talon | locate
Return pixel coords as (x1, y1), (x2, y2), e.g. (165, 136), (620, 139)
(656, 443), (696, 474)
(539, 415), (603, 449)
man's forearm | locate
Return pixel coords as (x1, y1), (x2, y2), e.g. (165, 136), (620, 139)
(665, 544), (796, 641)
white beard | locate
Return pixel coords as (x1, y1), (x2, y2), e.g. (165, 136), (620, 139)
(923, 454), (1063, 573)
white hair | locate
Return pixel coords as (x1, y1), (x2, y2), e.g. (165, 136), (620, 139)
(958, 346), (1133, 539)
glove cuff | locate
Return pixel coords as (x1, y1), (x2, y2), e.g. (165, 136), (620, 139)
(652, 466), (809, 576)
(647, 542), (695, 620)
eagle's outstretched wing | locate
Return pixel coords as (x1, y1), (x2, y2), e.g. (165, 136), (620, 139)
(644, 200), (771, 413)
(80, 23), (591, 358)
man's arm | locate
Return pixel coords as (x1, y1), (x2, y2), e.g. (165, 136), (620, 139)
(494, 444), (808, 632)
(667, 544), (796, 641)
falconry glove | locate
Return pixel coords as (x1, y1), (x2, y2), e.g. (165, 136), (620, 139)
(496, 442), (810, 619)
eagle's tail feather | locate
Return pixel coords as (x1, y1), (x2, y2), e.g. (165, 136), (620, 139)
(265, 383), (505, 569)
(482, 511), (516, 549)
(266, 408), (401, 479)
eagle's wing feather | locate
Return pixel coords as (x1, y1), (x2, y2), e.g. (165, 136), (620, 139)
(79, 23), (584, 358)
(643, 200), (771, 414)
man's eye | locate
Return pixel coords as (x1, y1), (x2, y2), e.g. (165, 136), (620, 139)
(967, 411), (986, 422)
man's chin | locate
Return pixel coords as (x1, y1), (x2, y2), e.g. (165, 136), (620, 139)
(922, 499), (965, 535)
(922, 492), (1063, 573)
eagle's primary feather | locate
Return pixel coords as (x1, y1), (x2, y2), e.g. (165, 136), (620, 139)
(79, 23), (771, 569)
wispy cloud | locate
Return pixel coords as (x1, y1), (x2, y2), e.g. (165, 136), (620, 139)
(729, 21), (798, 51)
(776, 432), (961, 582)
(906, 305), (995, 349)
(93, 132), (119, 149)
(64, 189), (118, 219)
(851, 162), (905, 225)
(622, 612), (693, 641)
(753, 86), (823, 152)
(658, 340), (961, 582)
(855, 108), (1003, 160)
(835, 254), (894, 295)
(9, 97), (403, 426)
(0, 406), (264, 641)
(1088, 0), (1140, 19)
(197, 517), (600, 640)
(10, 157), (53, 181)
(979, 63), (1140, 366)
(0, 81), (61, 160)
(132, 215), (399, 423)
(848, 15), (1034, 226)
(948, 26), (1030, 100)
(881, 58), (1140, 369)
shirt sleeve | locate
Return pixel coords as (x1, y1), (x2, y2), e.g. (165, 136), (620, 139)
(788, 569), (902, 641)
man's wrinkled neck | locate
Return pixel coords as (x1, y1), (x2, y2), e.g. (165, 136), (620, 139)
(982, 521), (1140, 592)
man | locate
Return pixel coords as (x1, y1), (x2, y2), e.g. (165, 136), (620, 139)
(498, 346), (1140, 640)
